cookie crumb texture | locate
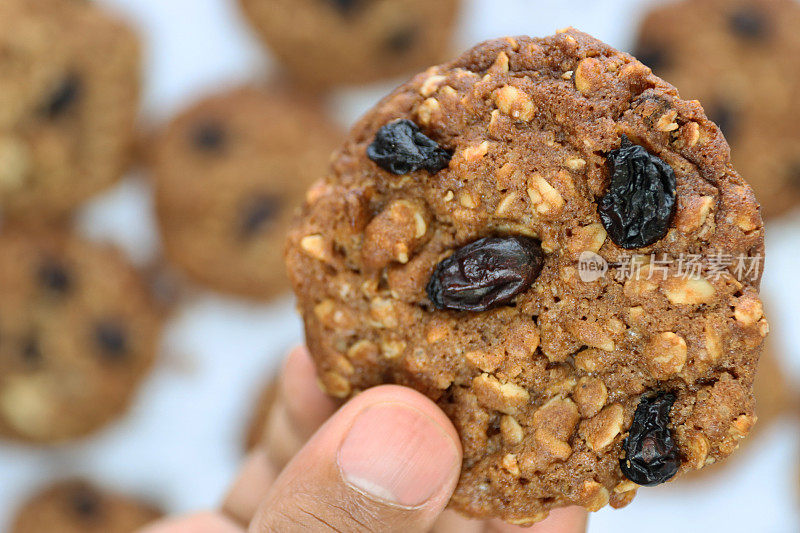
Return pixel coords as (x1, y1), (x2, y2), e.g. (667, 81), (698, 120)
(0, 0), (141, 223)
(635, 0), (800, 219)
(286, 30), (768, 523)
(237, 0), (461, 88)
(685, 339), (791, 481)
(151, 88), (341, 300)
(0, 231), (161, 443)
(11, 480), (162, 533)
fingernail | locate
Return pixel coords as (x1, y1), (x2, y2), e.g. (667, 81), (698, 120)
(337, 403), (460, 507)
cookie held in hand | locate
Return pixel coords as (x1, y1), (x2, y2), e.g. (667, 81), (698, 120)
(286, 30), (768, 524)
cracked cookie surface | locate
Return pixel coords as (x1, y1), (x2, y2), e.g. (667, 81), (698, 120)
(0, 0), (141, 223)
(237, 0), (461, 88)
(0, 230), (161, 443)
(286, 30), (767, 523)
(11, 479), (162, 533)
(150, 87), (341, 300)
(634, 0), (800, 219)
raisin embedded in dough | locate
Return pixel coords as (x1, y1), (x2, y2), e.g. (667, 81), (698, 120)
(597, 136), (677, 249)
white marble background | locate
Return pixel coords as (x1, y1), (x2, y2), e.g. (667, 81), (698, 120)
(1, 0), (799, 531)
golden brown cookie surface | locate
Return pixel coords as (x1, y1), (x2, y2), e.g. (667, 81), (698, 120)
(0, 230), (161, 443)
(634, 0), (800, 219)
(682, 340), (794, 481)
(150, 87), (341, 300)
(11, 480), (162, 533)
(237, 0), (461, 88)
(286, 30), (768, 524)
(0, 0), (141, 223)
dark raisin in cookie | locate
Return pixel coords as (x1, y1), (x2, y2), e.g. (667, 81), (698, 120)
(149, 87), (342, 301)
(634, 0), (800, 219)
(0, 230), (161, 443)
(11, 479), (162, 533)
(236, 0), (461, 88)
(0, 0), (141, 223)
(286, 30), (768, 524)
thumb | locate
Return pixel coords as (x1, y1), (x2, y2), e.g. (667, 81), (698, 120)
(249, 385), (463, 533)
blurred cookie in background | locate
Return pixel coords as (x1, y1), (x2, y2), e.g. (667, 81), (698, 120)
(237, 0), (462, 89)
(0, 0), (141, 223)
(634, 0), (800, 219)
(11, 479), (162, 533)
(0, 230), (162, 443)
(149, 87), (342, 301)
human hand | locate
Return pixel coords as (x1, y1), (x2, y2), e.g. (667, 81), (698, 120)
(141, 346), (588, 533)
